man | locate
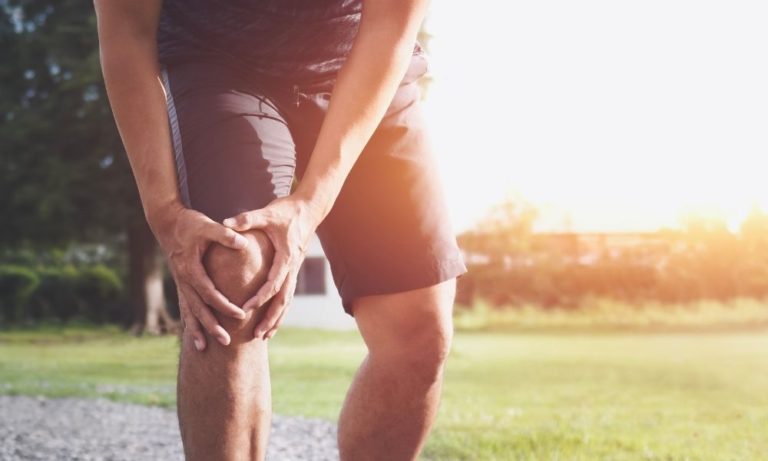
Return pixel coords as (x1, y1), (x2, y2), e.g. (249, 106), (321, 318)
(94, 0), (466, 459)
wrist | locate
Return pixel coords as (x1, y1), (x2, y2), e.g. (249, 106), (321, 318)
(293, 183), (336, 225)
(145, 198), (184, 239)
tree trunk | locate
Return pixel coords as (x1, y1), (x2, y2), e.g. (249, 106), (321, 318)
(127, 218), (179, 335)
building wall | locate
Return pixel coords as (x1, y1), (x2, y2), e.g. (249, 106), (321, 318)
(280, 234), (357, 330)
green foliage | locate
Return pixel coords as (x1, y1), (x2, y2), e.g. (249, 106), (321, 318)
(29, 265), (81, 321)
(0, 0), (141, 247)
(459, 199), (768, 308)
(0, 262), (124, 324)
(0, 264), (40, 321)
(77, 264), (123, 323)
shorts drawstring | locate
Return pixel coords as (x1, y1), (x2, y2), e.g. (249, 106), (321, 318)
(292, 84), (301, 108)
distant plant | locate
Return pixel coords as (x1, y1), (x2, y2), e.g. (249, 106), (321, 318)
(0, 262), (124, 325)
(458, 199), (768, 308)
(0, 265), (40, 322)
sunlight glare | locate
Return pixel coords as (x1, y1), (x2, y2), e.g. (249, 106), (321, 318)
(421, 0), (768, 232)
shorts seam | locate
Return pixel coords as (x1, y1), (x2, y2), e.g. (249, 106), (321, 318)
(161, 65), (192, 208)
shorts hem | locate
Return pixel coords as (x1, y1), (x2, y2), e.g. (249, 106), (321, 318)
(338, 254), (468, 317)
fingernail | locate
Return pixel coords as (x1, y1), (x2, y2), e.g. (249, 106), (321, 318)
(223, 218), (235, 226)
(194, 339), (203, 351)
(234, 234), (249, 248)
(255, 329), (265, 339)
(236, 309), (247, 320)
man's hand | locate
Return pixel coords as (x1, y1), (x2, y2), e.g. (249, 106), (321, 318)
(153, 202), (250, 350)
(222, 195), (322, 340)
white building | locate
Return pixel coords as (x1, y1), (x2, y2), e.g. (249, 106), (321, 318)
(281, 234), (357, 330)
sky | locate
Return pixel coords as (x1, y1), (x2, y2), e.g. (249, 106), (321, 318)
(420, 0), (768, 233)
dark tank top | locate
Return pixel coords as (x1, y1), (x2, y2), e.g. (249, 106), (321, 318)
(156, 0), (424, 85)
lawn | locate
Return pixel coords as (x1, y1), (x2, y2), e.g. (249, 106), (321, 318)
(1, 325), (767, 460)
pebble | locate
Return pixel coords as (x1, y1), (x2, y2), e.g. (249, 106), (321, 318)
(0, 395), (339, 460)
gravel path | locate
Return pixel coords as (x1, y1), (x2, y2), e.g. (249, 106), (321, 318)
(0, 395), (339, 461)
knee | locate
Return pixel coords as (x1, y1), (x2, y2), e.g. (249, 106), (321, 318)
(203, 229), (274, 306)
(405, 320), (453, 383)
(379, 291), (455, 384)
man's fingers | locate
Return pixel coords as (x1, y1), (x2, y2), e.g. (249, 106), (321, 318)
(253, 295), (284, 340)
(263, 309), (285, 340)
(255, 268), (298, 340)
(207, 223), (249, 250)
(222, 211), (268, 232)
(187, 292), (231, 346)
(179, 292), (206, 351)
(189, 263), (246, 319)
(263, 297), (290, 340)
(184, 311), (207, 351)
(242, 251), (291, 312)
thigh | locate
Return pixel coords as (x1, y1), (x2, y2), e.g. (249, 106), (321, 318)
(160, 60), (296, 223)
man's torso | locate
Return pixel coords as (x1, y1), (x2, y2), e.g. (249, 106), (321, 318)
(157, 0), (423, 85)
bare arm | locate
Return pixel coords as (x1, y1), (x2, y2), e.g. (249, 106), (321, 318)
(223, 0), (431, 339)
(94, 0), (249, 349)
(295, 0), (431, 218)
(94, 0), (178, 227)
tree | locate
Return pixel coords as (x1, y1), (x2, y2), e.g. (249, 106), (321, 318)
(0, 0), (175, 333)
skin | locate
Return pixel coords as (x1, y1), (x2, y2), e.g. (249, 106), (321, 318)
(95, 0), (454, 459)
(178, 232), (455, 460)
(177, 230), (274, 461)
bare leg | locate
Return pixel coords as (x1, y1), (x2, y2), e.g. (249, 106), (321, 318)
(177, 230), (274, 461)
(337, 279), (456, 461)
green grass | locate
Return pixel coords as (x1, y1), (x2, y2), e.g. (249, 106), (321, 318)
(1, 325), (767, 460)
(455, 297), (768, 333)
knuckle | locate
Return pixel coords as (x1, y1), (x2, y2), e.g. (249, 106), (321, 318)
(226, 230), (240, 243)
(196, 293), (210, 308)
(200, 316), (217, 331)
(199, 289), (216, 306)
(187, 319), (200, 333)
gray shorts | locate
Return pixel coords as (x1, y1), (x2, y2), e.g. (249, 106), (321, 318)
(160, 55), (467, 316)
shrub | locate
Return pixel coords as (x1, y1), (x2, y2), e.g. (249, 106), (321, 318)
(29, 266), (82, 321)
(0, 265), (40, 322)
(77, 264), (123, 323)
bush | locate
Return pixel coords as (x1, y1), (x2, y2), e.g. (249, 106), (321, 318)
(29, 266), (82, 321)
(0, 265), (40, 322)
(77, 264), (123, 323)
(2, 264), (126, 324)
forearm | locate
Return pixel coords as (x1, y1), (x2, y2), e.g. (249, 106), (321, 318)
(96, 6), (181, 235)
(294, 0), (430, 221)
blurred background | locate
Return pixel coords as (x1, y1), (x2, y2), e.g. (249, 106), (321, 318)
(1, 1), (767, 460)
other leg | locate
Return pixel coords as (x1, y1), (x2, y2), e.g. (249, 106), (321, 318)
(337, 278), (457, 461)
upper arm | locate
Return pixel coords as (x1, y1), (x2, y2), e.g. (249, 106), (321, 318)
(359, 0), (430, 46)
(93, 0), (162, 40)
(361, 0), (430, 25)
